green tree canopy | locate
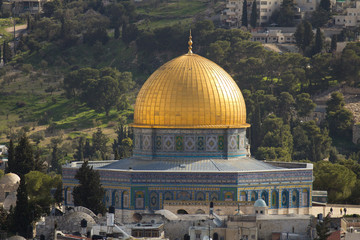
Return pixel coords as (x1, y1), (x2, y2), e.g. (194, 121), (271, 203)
(73, 161), (106, 215)
(314, 161), (356, 202)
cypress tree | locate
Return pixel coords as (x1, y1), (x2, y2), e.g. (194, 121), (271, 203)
(294, 22), (305, 50)
(331, 34), (337, 52)
(3, 41), (12, 65)
(50, 143), (61, 174)
(313, 27), (324, 55)
(250, 0), (257, 28)
(114, 26), (120, 39)
(74, 137), (85, 162)
(319, 0), (331, 12)
(12, 178), (32, 238)
(72, 161), (106, 215)
(303, 21), (314, 50)
(6, 139), (14, 174)
(242, 0), (248, 27)
(14, 134), (35, 177)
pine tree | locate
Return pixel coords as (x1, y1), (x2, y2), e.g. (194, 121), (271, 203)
(303, 21), (314, 51)
(331, 34), (337, 52)
(74, 137), (85, 162)
(319, 0), (331, 12)
(14, 134), (35, 177)
(84, 139), (92, 160)
(250, 1), (257, 28)
(50, 143), (61, 174)
(3, 41), (12, 65)
(241, 0), (248, 27)
(72, 161), (106, 215)
(313, 27), (324, 55)
(6, 139), (15, 173)
(12, 178), (33, 238)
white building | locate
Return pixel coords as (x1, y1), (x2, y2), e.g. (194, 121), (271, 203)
(251, 29), (296, 43)
(334, 1), (360, 27)
(222, 0), (317, 27)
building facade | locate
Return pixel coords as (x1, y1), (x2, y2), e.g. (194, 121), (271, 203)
(62, 37), (313, 222)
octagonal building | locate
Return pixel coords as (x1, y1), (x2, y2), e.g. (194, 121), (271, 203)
(62, 37), (313, 219)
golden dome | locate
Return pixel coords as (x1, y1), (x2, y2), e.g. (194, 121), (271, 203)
(132, 53), (249, 129)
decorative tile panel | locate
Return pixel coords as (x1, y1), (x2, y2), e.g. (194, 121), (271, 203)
(206, 135), (218, 151)
(197, 136), (204, 151)
(134, 134), (140, 149)
(155, 136), (162, 150)
(142, 135), (151, 151)
(175, 136), (184, 151)
(218, 136), (224, 150)
(185, 136), (196, 151)
(163, 136), (175, 151)
(228, 135), (237, 151)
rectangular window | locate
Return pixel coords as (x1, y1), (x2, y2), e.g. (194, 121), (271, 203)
(261, 8), (267, 12)
(261, 16), (268, 19)
(261, 1), (267, 4)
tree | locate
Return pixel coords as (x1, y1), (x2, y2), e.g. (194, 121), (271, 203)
(50, 143), (61, 174)
(72, 161), (106, 215)
(313, 27), (324, 55)
(25, 171), (62, 220)
(3, 41), (12, 65)
(274, 0), (296, 26)
(14, 134), (36, 177)
(241, 0), (248, 27)
(82, 76), (120, 116)
(74, 137), (85, 162)
(314, 215), (331, 240)
(12, 178), (33, 238)
(326, 92), (354, 138)
(6, 139), (15, 173)
(304, 21), (314, 51)
(277, 92), (294, 124)
(295, 93), (316, 117)
(92, 128), (108, 160)
(319, 0), (331, 12)
(250, 1), (257, 28)
(330, 34), (337, 52)
(314, 161), (356, 202)
(294, 23), (305, 50)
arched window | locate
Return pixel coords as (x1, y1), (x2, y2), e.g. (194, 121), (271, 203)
(302, 189), (309, 207)
(164, 191), (173, 201)
(210, 192), (218, 201)
(261, 190), (268, 205)
(292, 190), (299, 208)
(135, 191), (144, 209)
(196, 192), (205, 201)
(150, 192), (158, 209)
(177, 209), (188, 214)
(213, 233), (219, 240)
(282, 190), (289, 208)
(240, 191), (247, 201)
(195, 209), (205, 214)
(224, 192), (233, 201)
(251, 191), (258, 201)
(122, 191), (129, 209)
(177, 191), (191, 201)
(271, 190), (278, 208)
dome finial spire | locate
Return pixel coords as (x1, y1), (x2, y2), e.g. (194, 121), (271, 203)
(188, 29), (193, 54)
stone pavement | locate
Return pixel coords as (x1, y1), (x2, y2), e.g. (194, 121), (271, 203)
(312, 204), (360, 218)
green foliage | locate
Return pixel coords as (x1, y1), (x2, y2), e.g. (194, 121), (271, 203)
(92, 128), (109, 160)
(319, 0), (331, 12)
(250, 1), (257, 28)
(314, 161), (356, 202)
(295, 93), (316, 117)
(13, 135), (37, 176)
(331, 34), (337, 52)
(271, 0), (296, 27)
(326, 92), (354, 139)
(294, 21), (314, 53)
(25, 171), (62, 219)
(73, 161), (106, 215)
(12, 178), (33, 238)
(0, 169), (3, 178)
(312, 28), (324, 56)
(255, 115), (293, 162)
(314, 215), (331, 240)
(3, 41), (12, 65)
(241, 0), (248, 27)
(292, 121), (331, 161)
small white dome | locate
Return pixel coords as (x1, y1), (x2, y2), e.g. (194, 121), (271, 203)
(0, 173), (20, 186)
(3, 192), (17, 210)
(254, 199), (267, 207)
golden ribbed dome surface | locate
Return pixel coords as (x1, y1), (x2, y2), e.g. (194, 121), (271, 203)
(133, 53), (249, 128)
